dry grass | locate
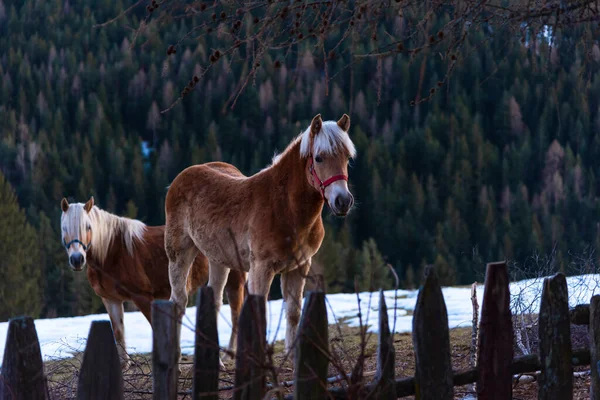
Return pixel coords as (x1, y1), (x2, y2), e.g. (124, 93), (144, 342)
(44, 322), (592, 399)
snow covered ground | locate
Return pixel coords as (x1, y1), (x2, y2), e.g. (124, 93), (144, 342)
(1, 273), (599, 365)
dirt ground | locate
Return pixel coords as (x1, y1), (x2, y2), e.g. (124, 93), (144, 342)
(44, 320), (592, 399)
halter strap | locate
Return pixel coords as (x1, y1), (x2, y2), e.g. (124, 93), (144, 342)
(63, 238), (90, 252)
(309, 157), (348, 198)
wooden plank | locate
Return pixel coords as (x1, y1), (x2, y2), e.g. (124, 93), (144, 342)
(412, 265), (453, 400)
(538, 273), (573, 400)
(76, 321), (124, 400)
(234, 295), (266, 400)
(476, 261), (513, 399)
(152, 300), (179, 400)
(192, 286), (219, 400)
(590, 295), (600, 400)
(511, 348), (589, 374)
(570, 304), (590, 325)
(325, 348), (591, 399)
(392, 369), (478, 398)
(367, 289), (396, 399)
(294, 291), (329, 400)
(0, 316), (47, 400)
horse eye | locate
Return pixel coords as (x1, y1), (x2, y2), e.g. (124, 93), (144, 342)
(86, 225), (91, 231)
(315, 155), (323, 163)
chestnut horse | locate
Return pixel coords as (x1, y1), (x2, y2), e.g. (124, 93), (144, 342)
(60, 197), (247, 367)
(165, 114), (356, 361)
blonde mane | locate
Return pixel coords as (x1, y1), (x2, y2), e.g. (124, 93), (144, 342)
(300, 120), (356, 158)
(61, 203), (146, 265)
(268, 120), (356, 168)
(268, 136), (302, 167)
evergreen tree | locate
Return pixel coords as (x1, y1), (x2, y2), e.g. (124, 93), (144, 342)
(0, 170), (42, 320)
(2, 1), (600, 315)
(358, 238), (391, 292)
(38, 211), (74, 317)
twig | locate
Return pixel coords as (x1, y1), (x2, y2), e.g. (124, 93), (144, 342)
(470, 282), (479, 367)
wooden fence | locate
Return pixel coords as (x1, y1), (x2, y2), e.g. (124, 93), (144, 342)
(0, 261), (597, 399)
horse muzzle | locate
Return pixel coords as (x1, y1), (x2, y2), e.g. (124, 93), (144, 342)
(330, 192), (354, 217)
(69, 253), (86, 271)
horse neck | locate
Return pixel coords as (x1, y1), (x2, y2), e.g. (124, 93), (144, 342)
(268, 140), (324, 224)
(86, 236), (123, 269)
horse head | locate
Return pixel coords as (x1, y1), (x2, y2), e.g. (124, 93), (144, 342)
(303, 113), (356, 216)
(60, 196), (94, 271)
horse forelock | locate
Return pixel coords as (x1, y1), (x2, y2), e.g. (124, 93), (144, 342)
(61, 204), (89, 244)
(299, 120), (356, 159)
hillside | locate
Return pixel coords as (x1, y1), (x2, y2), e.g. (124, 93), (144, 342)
(1, 1), (600, 319)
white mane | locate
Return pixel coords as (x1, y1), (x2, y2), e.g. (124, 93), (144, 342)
(268, 120), (356, 169)
(61, 203), (146, 265)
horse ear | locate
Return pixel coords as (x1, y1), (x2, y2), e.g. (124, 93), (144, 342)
(337, 114), (350, 132)
(84, 196), (94, 213)
(61, 198), (69, 213)
(310, 114), (323, 138)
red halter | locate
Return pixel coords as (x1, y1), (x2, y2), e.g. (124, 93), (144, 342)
(309, 157), (348, 198)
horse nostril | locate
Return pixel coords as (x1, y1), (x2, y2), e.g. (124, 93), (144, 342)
(335, 196), (344, 210)
(70, 254), (83, 267)
(335, 195), (353, 212)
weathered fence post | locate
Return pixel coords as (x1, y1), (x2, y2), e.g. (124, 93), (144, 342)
(192, 286), (219, 400)
(370, 289), (396, 399)
(590, 295), (600, 400)
(538, 273), (572, 400)
(412, 266), (453, 400)
(152, 300), (179, 400)
(76, 321), (124, 400)
(234, 295), (266, 400)
(476, 261), (513, 399)
(0, 317), (47, 400)
(294, 291), (329, 400)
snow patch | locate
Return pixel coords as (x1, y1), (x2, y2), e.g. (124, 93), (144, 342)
(0, 274), (598, 365)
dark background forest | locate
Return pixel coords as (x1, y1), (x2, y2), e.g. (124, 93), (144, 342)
(1, 0), (600, 321)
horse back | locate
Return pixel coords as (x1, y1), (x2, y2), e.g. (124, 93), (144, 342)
(165, 162), (248, 216)
(204, 161), (245, 178)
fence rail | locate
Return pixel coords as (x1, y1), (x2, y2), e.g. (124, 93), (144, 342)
(0, 261), (594, 399)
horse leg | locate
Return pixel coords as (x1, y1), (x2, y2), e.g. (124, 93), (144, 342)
(247, 264), (276, 297)
(165, 230), (199, 375)
(166, 239), (198, 315)
(208, 263), (231, 366)
(223, 269), (247, 360)
(247, 265), (276, 343)
(102, 298), (131, 369)
(281, 262), (310, 355)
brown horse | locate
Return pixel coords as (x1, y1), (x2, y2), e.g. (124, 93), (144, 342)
(164, 114), (356, 360)
(60, 197), (247, 367)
